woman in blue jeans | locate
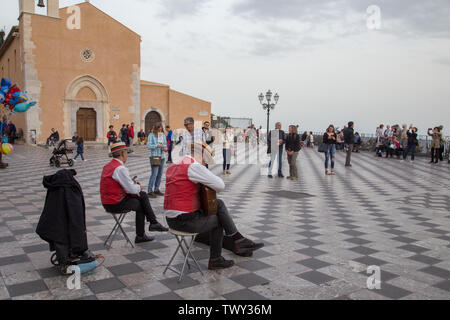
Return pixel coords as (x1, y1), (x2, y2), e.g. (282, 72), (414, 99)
(147, 124), (167, 198)
(323, 125), (337, 175)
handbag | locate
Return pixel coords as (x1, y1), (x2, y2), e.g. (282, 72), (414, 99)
(318, 144), (327, 153)
(199, 184), (218, 216)
(151, 156), (162, 166)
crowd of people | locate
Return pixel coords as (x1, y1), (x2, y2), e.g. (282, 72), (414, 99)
(373, 124), (447, 164)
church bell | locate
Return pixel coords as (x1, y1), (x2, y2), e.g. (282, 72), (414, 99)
(37, 0), (45, 8)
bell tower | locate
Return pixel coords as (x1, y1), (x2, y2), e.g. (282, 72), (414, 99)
(19, 0), (35, 15)
(47, 0), (60, 18)
(19, 0), (60, 18)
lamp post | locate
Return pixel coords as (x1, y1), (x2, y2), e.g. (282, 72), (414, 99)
(258, 90), (279, 141)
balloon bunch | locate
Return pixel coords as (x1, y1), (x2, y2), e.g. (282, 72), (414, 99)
(1, 78), (36, 113)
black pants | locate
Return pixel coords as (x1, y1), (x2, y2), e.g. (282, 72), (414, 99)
(431, 147), (440, 163)
(167, 142), (173, 162)
(166, 199), (238, 259)
(103, 192), (158, 237)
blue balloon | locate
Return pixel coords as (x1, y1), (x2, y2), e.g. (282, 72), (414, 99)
(13, 101), (36, 113)
(1, 78), (11, 90)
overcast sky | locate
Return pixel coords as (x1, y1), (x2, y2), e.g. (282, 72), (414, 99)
(1, 0), (450, 135)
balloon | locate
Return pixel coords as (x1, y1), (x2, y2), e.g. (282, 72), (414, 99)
(13, 101), (36, 113)
(1, 78), (12, 90)
(9, 91), (29, 106)
(4, 85), (20, 106)
(1, 143), (14, 155)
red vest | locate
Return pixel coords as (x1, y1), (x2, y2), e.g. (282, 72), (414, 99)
(164, 156), (200, 212)
(100, 160), (127, 205)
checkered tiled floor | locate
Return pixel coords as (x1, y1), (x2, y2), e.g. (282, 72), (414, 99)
(0, 144), (449, 300)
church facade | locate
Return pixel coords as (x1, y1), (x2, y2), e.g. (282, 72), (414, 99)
(0, 0), (211, 144)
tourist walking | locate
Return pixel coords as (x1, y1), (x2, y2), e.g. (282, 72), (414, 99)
(403, 126), (418, 161)
(165, 125), (174, 164)
(119, 124), (129, 145)
(336, 131), (344, 151)
(353, 132), (361, 152)
(428, 127), (442, 164)
(343, 122), (355, 167)
(222, 125), (234, 175)
(147, 124), (167, 198)
(128, 122), (135, 146)
(375, 125), (385, 157)
(323, 125), (337, 175)
(267, 122), (286, 178)
(285, 125), (301, 180)
(73, 137), (86, 162)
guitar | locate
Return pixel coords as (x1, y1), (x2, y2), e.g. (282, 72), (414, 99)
(199, 184), (218, 216)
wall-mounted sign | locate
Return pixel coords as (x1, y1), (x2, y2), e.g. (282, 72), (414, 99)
(113, 114), (120, 120)
(199, 111), (209, 117)
(112, 106), (120, 111)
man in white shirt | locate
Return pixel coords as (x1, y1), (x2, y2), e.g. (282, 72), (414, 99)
(101, 142), (168, 244)
(179, 117), (206, 156)
(164, 142), (264, 270)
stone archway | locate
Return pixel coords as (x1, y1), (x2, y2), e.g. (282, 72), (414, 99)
(142, 107), (166, 136)
(63, 75), (109, 142)
(145, 111), (162, 136)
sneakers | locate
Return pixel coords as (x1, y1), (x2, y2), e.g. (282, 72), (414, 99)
(135, 234), (155, 244)
(278, 174), (285, 178)
(208, 256), (235, 270)
(149, 223), (169, 232)
(268, 174), (273, 178)
(154, 190), (164, 196)
(147, 192), (157, 198)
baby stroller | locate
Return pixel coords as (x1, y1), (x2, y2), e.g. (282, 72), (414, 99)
(50, 139), (75, 168)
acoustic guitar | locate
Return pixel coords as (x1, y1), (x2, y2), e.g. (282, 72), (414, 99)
(199, 184), (218, 216)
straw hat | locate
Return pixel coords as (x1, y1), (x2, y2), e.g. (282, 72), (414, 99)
(109, 141), (130, 157)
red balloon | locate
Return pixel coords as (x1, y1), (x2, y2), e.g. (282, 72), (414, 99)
(4, 85), (20, 106)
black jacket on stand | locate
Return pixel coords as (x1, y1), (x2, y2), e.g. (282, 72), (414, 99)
(36, 169), (88, 254)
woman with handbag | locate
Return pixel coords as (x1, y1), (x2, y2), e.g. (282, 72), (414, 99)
(285, 125), (301, 180)
(147, 124), (167, 198)
(222, 126), (234, 175)
(323, 125), (337, 176)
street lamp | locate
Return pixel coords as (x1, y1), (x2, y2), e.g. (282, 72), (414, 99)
(258, 90), (279, 139)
